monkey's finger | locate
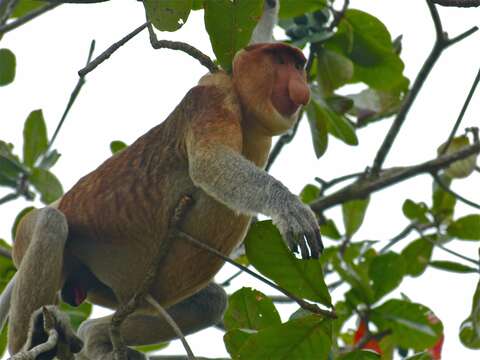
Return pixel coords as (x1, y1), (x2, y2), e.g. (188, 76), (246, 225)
(305, 231), (320, 259)
(298, 236), (310, 259)
(286, 231), (298, 254)
(315, 229), (324, 254)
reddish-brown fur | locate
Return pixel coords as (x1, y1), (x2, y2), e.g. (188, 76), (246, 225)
(13, 43), (310, 312)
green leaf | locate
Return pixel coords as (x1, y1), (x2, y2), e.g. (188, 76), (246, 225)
(431, 175), (456, 222)
(371, 299), (443, 350)
(144, 0), (192, 31)
(299, 184), (320, 204)
(30, 168), (63, 204)
(401, 236), (434, 277)
(245, 221), (332, 307)
(235, 316), (332, 360)
(342, 197), (370, 237)
(447, 214), (480, 240)
(0, 323), (7, 359)
(11, 0), (46, 18)
(460, 280), (480, 349)
(224, 328), (254, 356)
(369, 252), (405, 301)
(316, 47), (354, 96)
(11, 207), (35, 241)
(224, 287), (281, 331)
(59, 301), (92, 330)
(23, 110), (48, 168)
(339, 350), (381, 359)
(438, 136), (477, 179)
(110, 140), (127, 154)
(325, 9), (408, 91)
(38, 150), (61, 170)
(320, 219), (341, 240)
(402, 199), (429, 224)
(306, 101), (329, 158)
(0, 49), (16, 86)
(279, 0), (327, 19)
(204, 0), (263, 71)
(430, 260), (478, 274)
(347, 87), (404, 126)
(0, 153), (25, 188)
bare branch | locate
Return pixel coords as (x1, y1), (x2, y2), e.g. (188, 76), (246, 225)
(177, 230), (336, 319)
(440, 67), (480, 155)
(311, 143), (480, 212)
(433, 0), (480, 6)
(145, 295), (195, 360)
(328, 0), (350, 31)
(78, 22), (148, 77)
(371, 0), (478, 173)
(0, 246), (12, 259)
(41, 40), (96, 163)
(0, 3), (59, 34)
(147, 23), (218, 73)
(433, 173), (480, 210)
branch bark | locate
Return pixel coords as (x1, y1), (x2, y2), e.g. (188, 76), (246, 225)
(0, 3), (59, 34)
(311, 143), (480, 212)
(432, 0), (480, 6)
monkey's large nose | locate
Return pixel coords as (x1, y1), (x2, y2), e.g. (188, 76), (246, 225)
(288, 78), (310, 106)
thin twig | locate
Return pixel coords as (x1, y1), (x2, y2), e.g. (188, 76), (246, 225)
(315, 171), (364, 195)
(433, 173), (480, 210)
(78, 22), (148, 77)
(433, 0), (480, 6)
(440, 67), (480, 155)
(177, 230), (336, 319)
(0, 3), (59, 34)
(371, 0), (478, 173)
(379, 223), (434, 254)
(147, 23), (218, 73)
(110, 195), (195, 360)
(0, 0), (18, 26)
(311, 143), (480, 212)
(145, 295), (195, 360)
(41, 40), (96, 163)
(425, 236), (480, 265)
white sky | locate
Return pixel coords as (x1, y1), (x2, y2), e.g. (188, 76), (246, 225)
(0, 0), (480, 359)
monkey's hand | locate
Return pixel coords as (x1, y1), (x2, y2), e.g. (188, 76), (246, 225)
(271, 194), (323, 259)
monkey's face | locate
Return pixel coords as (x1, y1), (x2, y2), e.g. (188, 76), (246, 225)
(233, 43), (310, 136)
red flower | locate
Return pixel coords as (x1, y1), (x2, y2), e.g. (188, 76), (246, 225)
(353, 320), (382, 354)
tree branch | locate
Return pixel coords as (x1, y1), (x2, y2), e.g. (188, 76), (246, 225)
(440, 67), (480, 155)
(311, 143), (480, 212)
(371, 0), (478, 173)
(147, 23), (218, 73)
(432, 0), (480, 6)
(433, 173), (480, 210)
(78, 22), (148, 77)
(41, 40), (95, 163)
(177, 230), (336, 319)
(0, 3), (59, 35)
(110, 195), (195, 360)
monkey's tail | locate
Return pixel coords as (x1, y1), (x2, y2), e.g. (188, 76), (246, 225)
(0, 272), (16, 330)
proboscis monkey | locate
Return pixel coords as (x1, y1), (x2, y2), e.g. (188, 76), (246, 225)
(1, 23), (322, 360)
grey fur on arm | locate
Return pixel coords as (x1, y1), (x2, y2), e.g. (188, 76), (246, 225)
(189, 145), (323, 258)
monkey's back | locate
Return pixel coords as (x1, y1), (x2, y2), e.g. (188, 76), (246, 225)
(57, 83), (251, 306)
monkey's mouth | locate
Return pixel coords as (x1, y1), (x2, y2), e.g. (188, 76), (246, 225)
(271, 95), (300, 117)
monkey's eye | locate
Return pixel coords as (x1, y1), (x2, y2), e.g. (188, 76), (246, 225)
(294, 62), (303, 70)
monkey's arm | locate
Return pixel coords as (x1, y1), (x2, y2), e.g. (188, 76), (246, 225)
(186, 107), (322, 258)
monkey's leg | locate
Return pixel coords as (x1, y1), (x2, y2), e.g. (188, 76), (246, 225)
(78, 283), (227, 360)
(8, 207), (68, 354)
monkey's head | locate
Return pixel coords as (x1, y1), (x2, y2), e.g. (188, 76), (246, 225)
(232, 43), (310, 135)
